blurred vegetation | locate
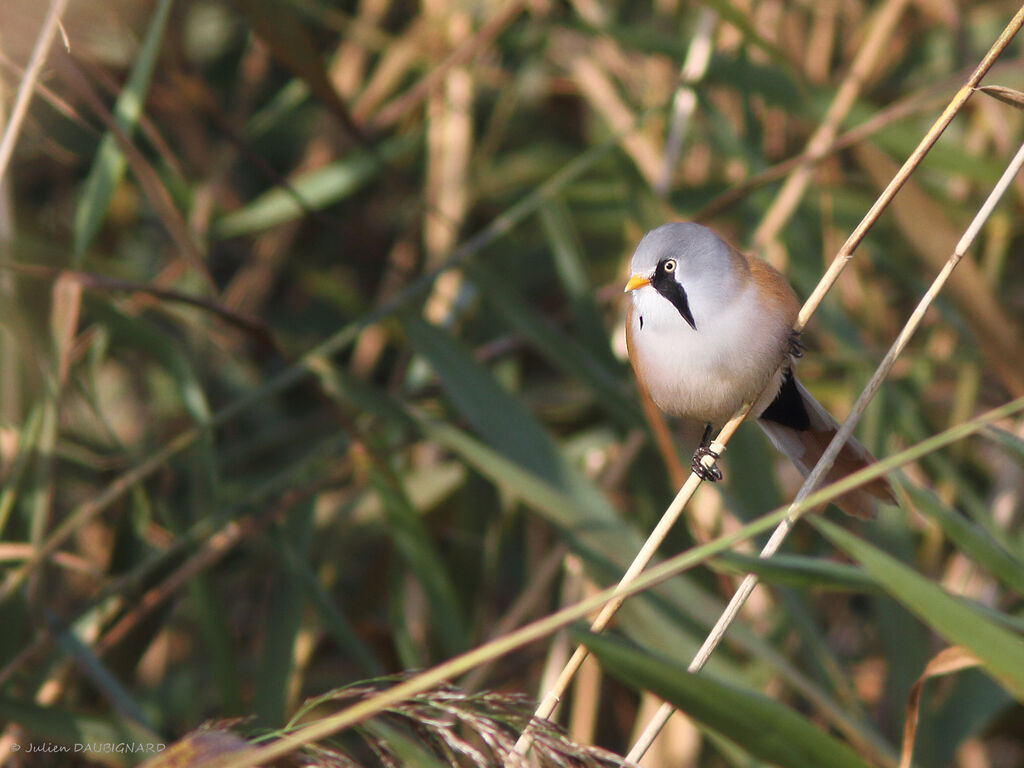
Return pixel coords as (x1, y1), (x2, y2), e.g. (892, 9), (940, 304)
(0, 0), (1023, 766)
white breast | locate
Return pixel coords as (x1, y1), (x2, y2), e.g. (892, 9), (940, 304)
(628, 282), (790, 424)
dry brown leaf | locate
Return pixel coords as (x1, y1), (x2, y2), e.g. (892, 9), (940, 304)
(976, 84), (1024, 111)
(899, 647), (981, 768)
(141, 729), (255, 768)
(50, 272), (82, 388)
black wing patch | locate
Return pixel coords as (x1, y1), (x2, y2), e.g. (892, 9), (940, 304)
(759, 369), (811, 431)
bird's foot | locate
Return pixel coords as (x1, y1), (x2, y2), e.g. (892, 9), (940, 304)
(691, 445), (723, 482)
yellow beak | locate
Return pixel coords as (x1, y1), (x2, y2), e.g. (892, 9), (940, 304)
(624, 274), (651, 293)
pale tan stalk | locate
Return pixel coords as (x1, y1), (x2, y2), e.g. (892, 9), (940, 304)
(518, 5), (1024, 760)
(423, 1), (474, 326)
(657, 8), (717, 195)
(797, 4), (1024, 330)
(0, 0), (71, 184)
(627, 129), (1024, 764)
(509, 409), (748, 757)
(0, 80), (17, 426)
(751, 0), (910, 252)
(461, 545), (567, 692)
(199, 395), (1024, 768)
(565, 46), (664, 188)
(368, 0), (526, 131)
(853, 141), (1024, 396)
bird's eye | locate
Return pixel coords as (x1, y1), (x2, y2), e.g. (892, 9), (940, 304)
(663, 259), (676, 273)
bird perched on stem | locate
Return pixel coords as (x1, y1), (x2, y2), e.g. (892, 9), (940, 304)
(624, 222), (895, 519)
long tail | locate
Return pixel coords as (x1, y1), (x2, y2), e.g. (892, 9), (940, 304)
(756, 373), (896, 519)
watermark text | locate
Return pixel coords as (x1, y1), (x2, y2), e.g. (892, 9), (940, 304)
(10, 741), (166, 755)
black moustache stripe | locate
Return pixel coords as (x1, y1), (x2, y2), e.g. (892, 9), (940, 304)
(651, 271), (696, 330)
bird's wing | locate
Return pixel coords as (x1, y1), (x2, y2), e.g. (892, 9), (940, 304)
(757, 376), (896, 519)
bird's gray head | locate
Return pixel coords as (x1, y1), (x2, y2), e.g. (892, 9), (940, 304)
(625, 223), (742, 331)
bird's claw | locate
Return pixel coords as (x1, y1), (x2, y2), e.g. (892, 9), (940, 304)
(691, 446), (723, 482)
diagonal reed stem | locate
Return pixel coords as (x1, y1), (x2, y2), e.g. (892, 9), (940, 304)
(797, 3), (1024, 331)
(627, 129), (1024, 765)
(751, 0), (910, 251)
(656, 8), (716, 195)
(0, 0), (70, 184)
(515, 4), (1024, 761)
(0, 129), (631, 603)
(199, 394), (1024, 768)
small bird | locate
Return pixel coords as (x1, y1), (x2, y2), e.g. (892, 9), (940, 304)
(624, 222), (895, 518)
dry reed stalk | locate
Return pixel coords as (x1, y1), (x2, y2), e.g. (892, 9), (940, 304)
(0, 48), (96, 135)
(853, 141), (1024, 396)
(509, 407), (749, 758)
(657, 8), (716, 195)
(368, 0), (526, 132)
(515, 5), (1024, 761)
(567, 649), (603, 747)
(627, 127), (1024, 764)
(352, 22), (422, 123)
(635, 385), (689, 490)
(561, 40), (664, 188)
(751, 0), (911, 255)
(692, 69), (981, 220)
(566, 577), (603, 746)
(797, 4), (1024, 331)
(204, 394), (1024, 768)
(630, 694), (700, 766)
(805, 0), (839, 83)
(0, 0), (70, 183)
(461, 545), (566, 692)
(93, 514), (267, 655)
(0, 83), (17, 427)
(329, 0), (391, 99)
(423, 2), (474, 326)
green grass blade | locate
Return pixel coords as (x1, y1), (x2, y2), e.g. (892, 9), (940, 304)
(904, 484), (1024, 593)
(72, 0), (174, 260)
(254, 504), (314, 726)
(51, 613), (155, 732)
(245, 78), (310, 138)
(277, 542), (384, 676)
(0, 695), (158, 765)
(982, 425), (1024, 461)
(580, 631), (873, 768)
(213, 135), (417, 238)
(368, 463), (469, 658)
(464, 262), (639, 427)
(399, 313), (564, 488)
(0, 404), (42, 538)
(537, 200), (619, 365)
(711, 552), (881, 592)
(813, 517), (1024, 700)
